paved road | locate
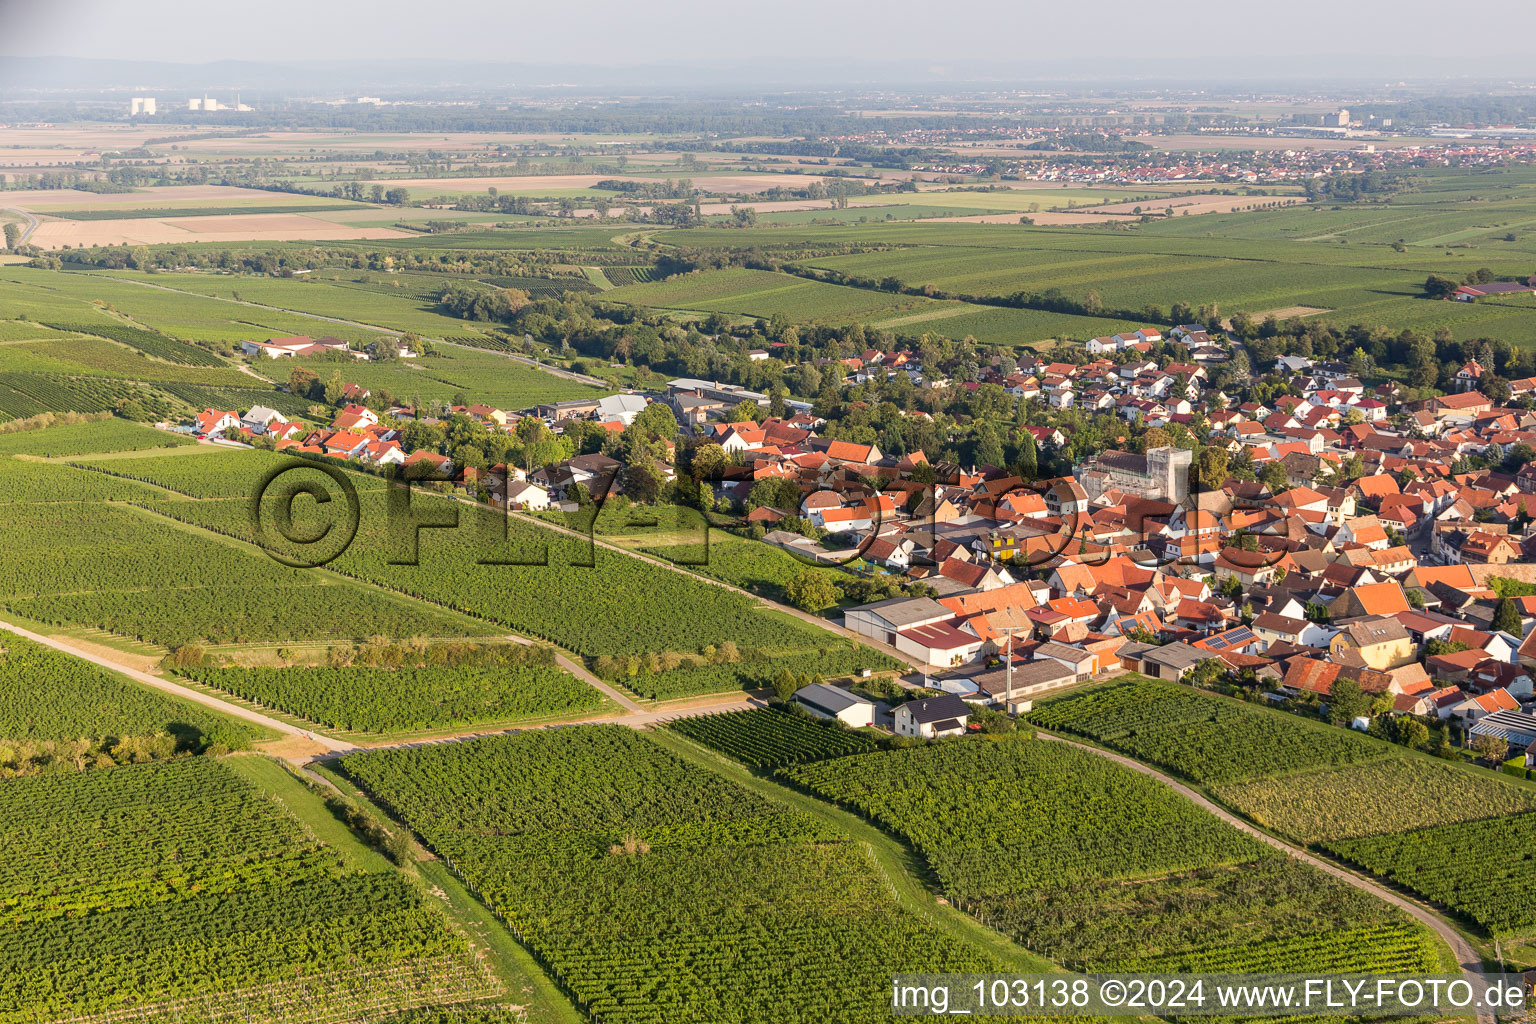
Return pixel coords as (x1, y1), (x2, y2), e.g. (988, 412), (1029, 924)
(2, 206), (39, 246)
(57, 272), (612, 387)
(1037, 730), (1493, 1020)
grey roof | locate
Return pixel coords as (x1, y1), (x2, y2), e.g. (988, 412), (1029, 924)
(900, 692), (971, 724)
(1469, 709), (1536, 746)
(794, 683), (871, 717)
(1141, 642), (1211, 672)
(848, 596), (950, 628)
(1115, 640), (1156, 661)
(1035, 641), (1094, 665)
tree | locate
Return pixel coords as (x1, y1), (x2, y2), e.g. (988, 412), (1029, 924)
(1423, 274), (1460, 299)
(621, 461), (663, 504)
(1493, 598), (1523, 636)
(2, 222), (19, 251)
(1471, 731), (1510, 765)
(772, 668), (800, 703)
(747, 475), (801, 513)
(1259, 460), (1289, 495)
(729, 400), (760, 423)
(783, 570), (839, 613)
(1328, 678), (1371, 725)
(689, 442), (728, 482)
(632, 401), (678, 441)
(1016, 428), (1038, 480)
(288, 366), (320, 399)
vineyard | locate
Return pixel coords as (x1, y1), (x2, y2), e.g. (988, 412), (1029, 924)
(1212, 757), (1536, 844)
(0, 457), (164, 503)
(0, 757), (496, 1023)
(41, 321), (227, 367)
(1327, 812), (1536, 937)
(0, 336), (256, 386)
(148, 485), (843, 661)
(780, 736), (1436, 973)
(177, 660), (601, 733)
(0, 419), (193, 458)
(70, 448), (389, 499)
(0, 496), (491, 648)
(0, 371), (141, 417)
(1025, 677), (1392, 783)
(612, 641), (900, 700)
(667, 708), (880, 769)
(341, 727), (998, 1024)
(0, 629), (255, 757)
(600, 266), (655, 286)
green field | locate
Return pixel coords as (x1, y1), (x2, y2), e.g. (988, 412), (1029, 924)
(0, 418), (193, 457)
(781, 735), (1437, 973)
(0, 756), (496, 1023)
(0, 629), (257, 754)
(176, 654), (602, 734)
(605, 266), (1142, 346)
(341, 727), (999, 1024)
(0, 458), (492, 649)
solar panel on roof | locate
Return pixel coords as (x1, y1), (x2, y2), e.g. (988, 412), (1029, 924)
(1204, 626), (1255, 651)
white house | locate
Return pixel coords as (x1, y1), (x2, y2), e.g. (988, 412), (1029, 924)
(892, 692), (970, 739)
(505, 480), (551, 511)
(793, 683), (876, 728)
(195, 409), (239, 436)
(241, 406), (287, 433)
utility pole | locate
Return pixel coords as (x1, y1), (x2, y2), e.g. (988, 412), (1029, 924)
(998, 625), (1027, 714)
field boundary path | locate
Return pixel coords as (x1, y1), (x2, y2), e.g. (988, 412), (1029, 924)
(58, 272), (611, 387)
(1037, 731), (1494, 1021)
(0, 617), (353, 751)
(0, 615), (760, 762)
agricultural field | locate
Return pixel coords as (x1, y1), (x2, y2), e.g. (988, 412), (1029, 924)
(144, 475), (857, 670)
(782, 736), (1437, 974)
(0, 756), (497, 1023)
(1327, 812), (1536, 938)
(0, 629), (256, 753)
(70, 446), (388, 499)
(81, 269), (504, 341)
(666, 707), (881, 769)
(0, 464), (491, 648)
(176, 656), (602, 734)
(341, 727), (998, 1024)
(604, 266), (1142, 347)
(253, 345), (611, 410)
(608, 640), (900, 701)
(1026, 677), (1392, 783)
(0, 417), (193, 457)
(0, 267), (373, 346)
(1211, 756), (1536, 844)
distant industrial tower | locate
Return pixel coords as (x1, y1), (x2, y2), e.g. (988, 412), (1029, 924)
(129, 97), (156, 116)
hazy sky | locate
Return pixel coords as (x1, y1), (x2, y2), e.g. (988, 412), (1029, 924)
(3, 0), (1535, 66)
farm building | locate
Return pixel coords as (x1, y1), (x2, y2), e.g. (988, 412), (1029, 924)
(793, 683), (876, 728)
(843, 597), (951, 646)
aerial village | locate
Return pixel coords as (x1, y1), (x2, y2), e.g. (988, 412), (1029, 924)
(184, 323), (1536, 765)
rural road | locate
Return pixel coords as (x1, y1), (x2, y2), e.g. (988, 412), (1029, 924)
(0, 618), (353, 752)
(1, 206), (40, 246)
(0, 615), (758, 763)
(62, 272), (612, 387)
(1037, 730), (1494, 1021)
